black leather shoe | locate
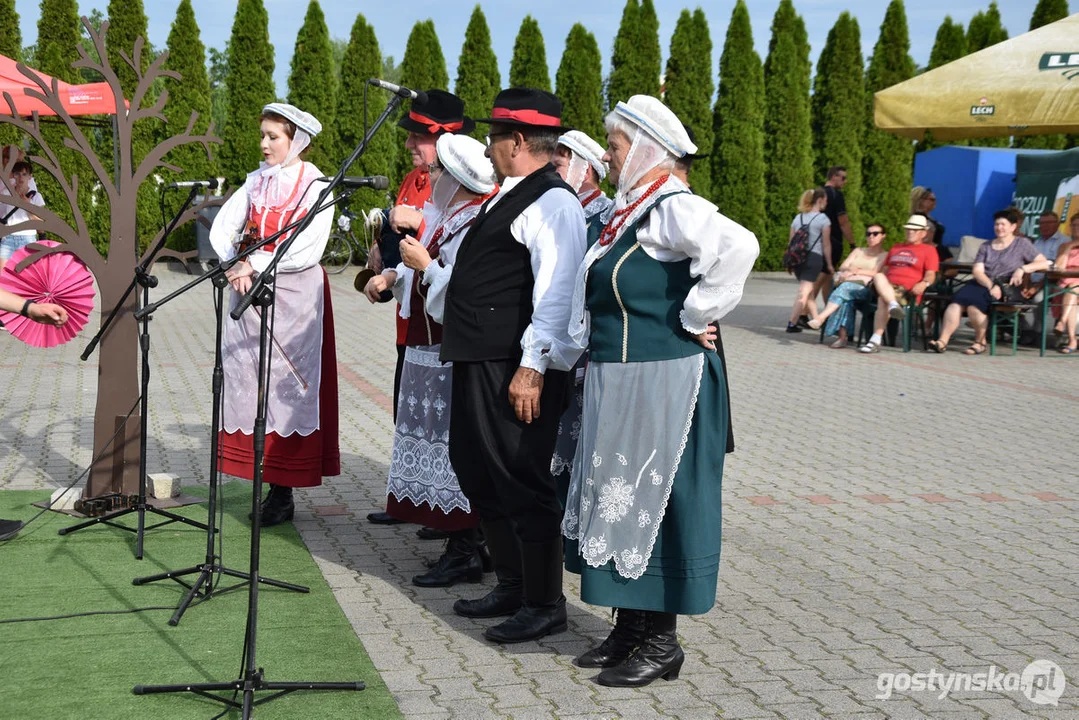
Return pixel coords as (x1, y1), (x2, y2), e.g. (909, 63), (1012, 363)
(596, 612), (684, 687)
(413, 531), (485, 587)
(259, 485), (294, 528)
(484, 596), (567, 643)
(367, 511), (405, 525)
(416, 526), (448, 540)
(453, 583), (522, 618)
(575, 608), (647, 668)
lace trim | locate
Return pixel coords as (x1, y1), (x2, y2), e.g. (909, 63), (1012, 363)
(699, 284), (743, 295)
(679, 310), (709, 336)
(404, 345), (450, 368)
(571, 354), (706, 580)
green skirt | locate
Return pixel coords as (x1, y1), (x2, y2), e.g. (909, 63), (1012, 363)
(565, 351), (727, 615)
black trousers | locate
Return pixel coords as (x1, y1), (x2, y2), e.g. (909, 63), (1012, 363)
(449, 360), (570, 544)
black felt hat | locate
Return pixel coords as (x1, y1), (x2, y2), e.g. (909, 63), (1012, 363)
(397, 89), (475, 135)
(474, 88), (566, 129)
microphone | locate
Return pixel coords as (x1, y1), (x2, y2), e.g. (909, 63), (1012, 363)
(320, 176), (390, 191)
(164, 178), (220, 190)
(367, 79), (428, 104)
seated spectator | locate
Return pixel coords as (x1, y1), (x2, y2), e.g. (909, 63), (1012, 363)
(858, 214), (939, 353)
(0, 161), (45, 265)
(911, 186), (950, 261)
(786, 188), (832, 333)
(928, 208), (1049, 355)
(1053, 214), (1079, 354)
(1017, 210), (1071, 344)
(808, 222), (887, 348)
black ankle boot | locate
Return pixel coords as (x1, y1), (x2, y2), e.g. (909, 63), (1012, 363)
(575, 608), (647, 668)
(412, 529), (484, 587)
(454, 519), (523, 618)
(484, 537), (567, 644)
(260, 484), (294, 527)
(596, 612), (684, 687)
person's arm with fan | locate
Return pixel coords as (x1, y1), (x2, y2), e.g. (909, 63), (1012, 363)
(0, 287), (68, 326)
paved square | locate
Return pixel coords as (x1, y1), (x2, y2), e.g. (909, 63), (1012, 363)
(2, 267), (1076, 718)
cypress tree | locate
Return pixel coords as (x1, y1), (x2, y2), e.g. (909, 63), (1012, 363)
(967, 2), (1008, 53)
(863, 0), (915, 244)
(396, 20), (449, 180)
(606, 0), (639, 108)
(287, 1), (337, 173)
(35, 0), (81, 82)
(664, 9), (713, 197)
(160, 0), (213, 250)
(636, 0), (661, 98)
(917, 16), (967, 152)
(556, 24), (604, 143)
(335, 13), (395, 209)
(105, 0), (151, 100)
(812, 12), (865, 238)
(712, 0), (766, 256)
(208, 46), (229, 138)
(509, 16), (550, 91)
(1030, 0), (1069, 30)
(763, 0), (813, 266)
(454, 6), (500, 141)
(220, 0), (275, 184)
(0, 0), (20, 147)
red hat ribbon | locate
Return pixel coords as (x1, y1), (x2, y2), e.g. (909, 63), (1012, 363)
(409, 111), (464, 134)
(490, 107), (560, 126)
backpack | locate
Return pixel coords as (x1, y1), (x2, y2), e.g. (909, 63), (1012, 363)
(783, 213), (818, 272)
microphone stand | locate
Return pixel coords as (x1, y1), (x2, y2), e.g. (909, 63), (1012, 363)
(60, 186), (210, 557)
(134, 84), (407, 717)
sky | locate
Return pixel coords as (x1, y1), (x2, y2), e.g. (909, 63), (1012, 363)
(12, 1), (1040, 99)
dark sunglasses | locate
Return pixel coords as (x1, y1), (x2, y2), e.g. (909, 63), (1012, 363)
(866, 230), (884, 237)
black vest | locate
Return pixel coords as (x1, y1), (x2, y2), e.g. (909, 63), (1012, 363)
(441, 164), (572, 363)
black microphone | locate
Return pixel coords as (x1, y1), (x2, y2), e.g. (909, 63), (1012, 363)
(319, 175), (390, 191)
(164, 178), (220, 190)
(367, 79), (428, 104)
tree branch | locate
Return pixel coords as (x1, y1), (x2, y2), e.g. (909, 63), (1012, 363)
(141, 193), (230, 268)
(131, 114), (221, 189)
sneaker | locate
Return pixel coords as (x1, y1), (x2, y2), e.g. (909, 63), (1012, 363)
(888, 303), (905, 320)
(808, 318), (823, 330)
(786, 323), (802, 334)
(858, 341), (880, 353)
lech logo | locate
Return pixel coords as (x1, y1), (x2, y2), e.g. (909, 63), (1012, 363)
(1040, 52), (1079, 80)
(970, 97), (995, 117)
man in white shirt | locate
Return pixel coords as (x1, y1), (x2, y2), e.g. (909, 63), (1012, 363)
(440, 88), (586, 645)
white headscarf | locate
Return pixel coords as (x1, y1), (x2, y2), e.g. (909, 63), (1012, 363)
(246, 104), (322, 215)
(558, 130), (607, 192)
(606, 95), (695, 196)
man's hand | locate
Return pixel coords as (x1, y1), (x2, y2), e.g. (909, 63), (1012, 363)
(389, 205), (423, 234)
(693, 323), (717, 351)
(27, 302), (68, 326)
(400, 236), (431, 271)
(911, 281), (928, 296)
(509, 366), (544, 423)
(364, 272), (395, 303)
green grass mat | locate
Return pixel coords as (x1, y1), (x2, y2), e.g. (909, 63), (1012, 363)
(0, 483), (401, 720)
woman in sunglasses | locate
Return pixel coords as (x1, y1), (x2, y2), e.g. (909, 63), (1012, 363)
(808, 224), (888, 347)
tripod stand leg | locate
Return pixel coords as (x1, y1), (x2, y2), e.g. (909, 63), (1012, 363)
(169, 568), (209, 626)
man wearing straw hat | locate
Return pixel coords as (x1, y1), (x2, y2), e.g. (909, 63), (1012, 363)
(441, 88), (587, 644)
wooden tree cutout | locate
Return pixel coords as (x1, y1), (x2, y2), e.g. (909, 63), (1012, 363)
(0, 18), (228, 497)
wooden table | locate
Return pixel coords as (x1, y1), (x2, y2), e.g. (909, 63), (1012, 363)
(1040, 268), (1079, 356)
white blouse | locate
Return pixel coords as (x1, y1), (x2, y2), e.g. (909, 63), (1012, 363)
(569, 175), (759, 348)
(209, 161), (333, 274)
(391, 198), (482, 322)
(0, 187), (45, 235)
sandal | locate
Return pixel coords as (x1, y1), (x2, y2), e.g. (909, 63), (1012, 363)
(928, 339), (947, 353)
(1060, 345), (1078, 355)
(964, 342), (987, 355)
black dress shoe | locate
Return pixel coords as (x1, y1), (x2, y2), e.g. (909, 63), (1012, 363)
(259, 485), (295, 528)
(413, 531), (485, 587)
(367, 511), (405, 525)
(416, 526), (448, 540)
(596, 612), (684, 687)
(453, 583), (522, 618)
(575, 608), (647, 668)
(484, 596), (567, 644)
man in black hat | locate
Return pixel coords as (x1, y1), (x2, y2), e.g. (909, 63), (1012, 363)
(440, 88), (587, 644)
(365, 90), (475, 526)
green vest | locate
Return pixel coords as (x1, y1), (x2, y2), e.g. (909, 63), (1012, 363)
(586, 193), (705, 363)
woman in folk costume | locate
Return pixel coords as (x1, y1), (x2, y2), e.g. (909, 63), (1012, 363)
(209, 103), (340, 527)
(562, 96), (759, 686)
(549, 130), (612, 504)
(364, 134), (498, 587)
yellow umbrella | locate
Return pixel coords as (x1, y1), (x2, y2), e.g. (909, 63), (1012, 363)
(874, 13), (1079, 141)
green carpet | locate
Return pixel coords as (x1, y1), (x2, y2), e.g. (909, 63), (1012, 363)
(0, 483), (401, 720)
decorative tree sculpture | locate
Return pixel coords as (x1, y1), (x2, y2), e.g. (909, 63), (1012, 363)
(0, 19), (225, 497)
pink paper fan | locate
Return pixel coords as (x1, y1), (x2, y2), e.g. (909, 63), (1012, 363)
(0, 241), (95, 348)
